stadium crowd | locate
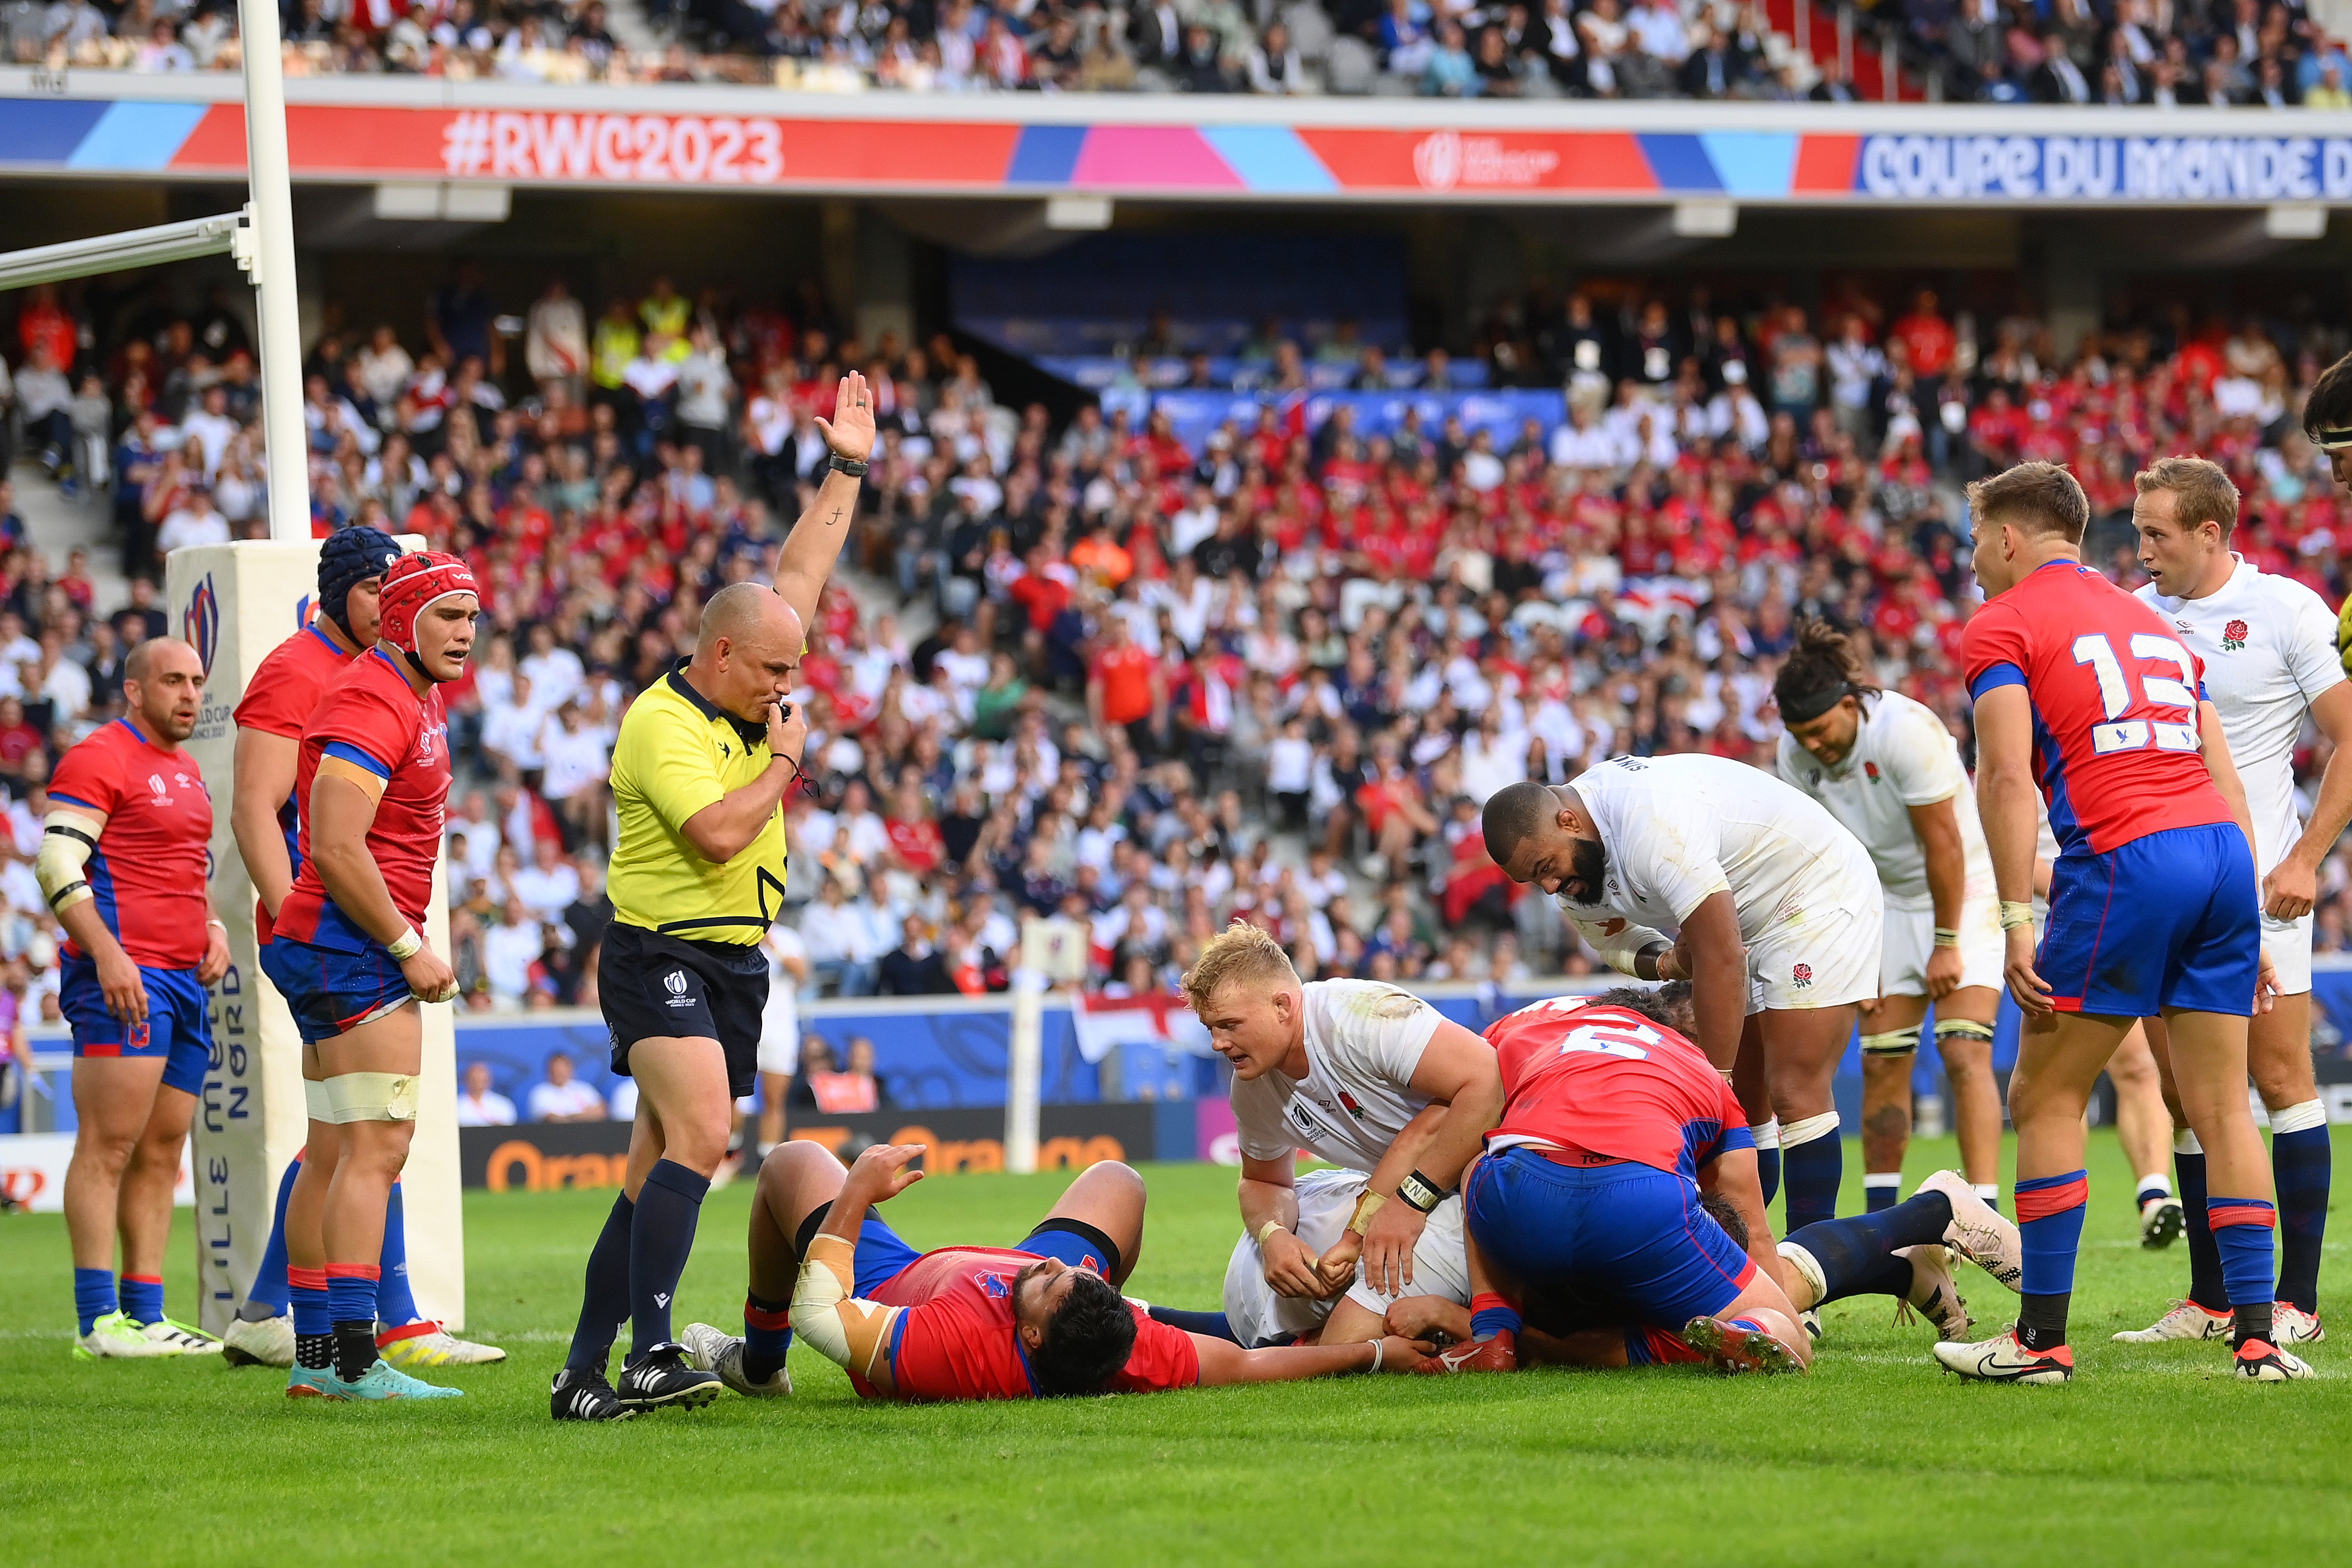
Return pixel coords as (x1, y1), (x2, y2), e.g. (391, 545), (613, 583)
(3, 264), (2351, 1087)
(10, 0), (2352, 105)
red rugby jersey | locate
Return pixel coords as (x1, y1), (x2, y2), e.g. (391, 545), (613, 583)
(1961, 558), (2230, 857)
(49, 719), (213, 969)
(852, 1246), (1198, 1403)
(1483, 998), (1752, 1181)
(275, 650), (451, 949)
(231, 622), (357, 942)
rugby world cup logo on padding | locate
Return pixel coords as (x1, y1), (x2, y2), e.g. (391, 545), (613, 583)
(1792, 962), (1813, 988)
(183, 574), (220, 677)
(1413, 130), (1463, 191)
(2223, 618), (2249, 652)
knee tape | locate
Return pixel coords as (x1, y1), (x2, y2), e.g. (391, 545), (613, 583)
(2271, 1098), (2328, 1136)
(1860, 1026), (1922, 1057)
(304, 1079), (334, 1123)
(1934, 1018), (1997, 1046)
(1782, 1111), (1840, 1148)
(324, 1072), (419, 1124)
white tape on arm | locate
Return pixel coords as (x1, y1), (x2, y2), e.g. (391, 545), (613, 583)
(1570, 914), (1673, 978)
(35, 809), (102, 915)
(791, 1232), (900, 1385)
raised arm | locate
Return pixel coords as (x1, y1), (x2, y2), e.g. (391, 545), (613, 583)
(791, 1143), (926, 1397)
(771, 373), (877, 636)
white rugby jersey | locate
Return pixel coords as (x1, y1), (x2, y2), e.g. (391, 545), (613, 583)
(1776, 690), (1994, 910)
(1231, 979), (1445, 1172)
(2138, 557), (2343, 870)
(1559, 753), (1877, 942)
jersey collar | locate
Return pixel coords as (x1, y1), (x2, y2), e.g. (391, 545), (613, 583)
(666, 659), (767, 749)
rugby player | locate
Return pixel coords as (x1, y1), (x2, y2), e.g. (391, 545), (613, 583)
(1480, 758), (1881, 1245)
(1775, 619), (2004, 1214)
(1400, 987), (2017, 1373)
(52, 639), (232, 1358)
(1183, 921), (1502, 1349)
(674, 1140), (1431, 1403)
(2121, 456), (2350, 1347)
(553, 375), (872, 1422)
(221, 529), (500, 1377)
(261, 553), (478, 1400)
(1944, 460), (2300, 1383)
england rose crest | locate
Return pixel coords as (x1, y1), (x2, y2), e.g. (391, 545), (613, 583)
(2223, 619), (2248, 651)
(1792, 962), (1813, 988)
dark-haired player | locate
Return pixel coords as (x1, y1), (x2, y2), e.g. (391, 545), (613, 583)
(674, 1141), (1431, 1407)
(1947, 459), (2297, 1383)
(220, 529), (500, 1378)
(262, 552), (478, 1400)
(51, 639), (232, 1358)
(1774, 618), (2005, 1214)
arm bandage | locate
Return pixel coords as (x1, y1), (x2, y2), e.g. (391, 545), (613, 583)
(323, 1072), (419, 1123)
(35, 809), (103, 915)
(791, 1232), (900, 1386)
(1569, 914), (1673, 978)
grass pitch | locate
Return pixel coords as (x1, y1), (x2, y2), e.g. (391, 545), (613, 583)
(5, 1131), (2350, 1567)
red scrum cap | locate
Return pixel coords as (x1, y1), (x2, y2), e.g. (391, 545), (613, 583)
(377, 551), (479, 675)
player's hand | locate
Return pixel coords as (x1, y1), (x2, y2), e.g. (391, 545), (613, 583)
(198, 921), (231, 987)
(2263, 855), (2318, 922)
(768, 699), (809, 771)
(1384, 1294), (1469, 1345)
(2003, 924), (2052, 1016)
(1261, 1226), (1328, 1299)
(2254, 949), (2280, 1016)
(1370, 1334), (1435, 1374)
(1924, 943), (1964, 1000)
(94, 943), (147, 1028)
(842, 1142), (928, 1204)
(1312, 1229), (1364, 1297)
(1653, 942), (1688, 984)
(815, 371), (877, 463)
(1358, 1197), (1428, 1300)
(399, 945), (460, 1004)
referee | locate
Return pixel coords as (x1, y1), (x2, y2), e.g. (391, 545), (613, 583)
(552, 372), (874, 1422)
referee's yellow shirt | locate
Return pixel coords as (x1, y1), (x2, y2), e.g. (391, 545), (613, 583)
(606, 661), (788, 944)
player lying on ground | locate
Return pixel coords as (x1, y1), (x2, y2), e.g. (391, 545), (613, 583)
(1480, 756), (1880, 1257)
(1420, 987), (1813, 1375)
(50, 639), (233, 1359)
(258, 553), (479, 1402)
(1774, 619), (2005, 1218)
(2124, 456), (2348, 1350)
(675, 1140), (1432, 1404)
(1952, 459), (2301, 1384)
(222, 529), (500, 1377)
(1172, 921), (1502, 1351)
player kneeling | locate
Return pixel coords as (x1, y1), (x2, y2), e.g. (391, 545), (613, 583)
(670, 1142), (1430, 1406)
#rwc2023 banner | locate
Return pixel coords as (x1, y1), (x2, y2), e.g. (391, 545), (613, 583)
(7, 95), (2352, 203)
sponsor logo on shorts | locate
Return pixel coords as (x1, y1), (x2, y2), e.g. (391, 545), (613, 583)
(665, 969), (693, 1007)
(1792, 962), (1813, 988)
(2223, 618), (2249, 652)
(1338, 1090), (1367, 1121)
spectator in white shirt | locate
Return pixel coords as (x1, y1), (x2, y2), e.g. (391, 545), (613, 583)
(799, 872), (880, 996)
(518, 622), (585, 712)
(536, 700), (611, 846)
(156, 486), (232, 554)
(454, 1060), (518, 1127)
(481, 672), (547, 775)
(483, 896), (547, 1010)
(356, 324), (417, 409)
(179, 384), (238, 478)
(35, 632), (91, 726)
(833, 779), (892, 869)
(510, 837), (582, 924)
(1548, 403), (1620, 471)
(526, 1050), (606, 1122)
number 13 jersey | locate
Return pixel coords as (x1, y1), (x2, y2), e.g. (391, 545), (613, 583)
(1961, 558), (2232, 857)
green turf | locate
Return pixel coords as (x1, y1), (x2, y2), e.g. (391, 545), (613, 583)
(4, 1131), (2349, 1567)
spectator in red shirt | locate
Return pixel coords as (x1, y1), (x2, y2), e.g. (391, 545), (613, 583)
(882, 774), (945, 878)
(1088, 616), (1165, 758)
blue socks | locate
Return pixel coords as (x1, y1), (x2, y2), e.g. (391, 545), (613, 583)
(243, 1157), (299, 1318)
(2209, 1196), (2277, 1347)
(1751, 1119), (1781, 1206)
(2015, 1169), (2086, 1349)
(75, 1267), (117, 1335)
(1780, 1114), (1842, 1232)
(377, 1182), (419, 1326)
(1143, 1305), (1237, 1343)
(566, 1192), (635, 1373)
(741, 1290), (795, 1382)
(2271, 1109), (2331, 1316)
(1862, 1173), (1901, 1213)
(326, 1262), (382, 1383)
(1470, 1292), (1522, 1340)
(119, 1273), (164, 1325)
(1786, 1189), (1955, 1304)
(630, 1161), (710, 1358)
(2176, 1138), (2228, 1311)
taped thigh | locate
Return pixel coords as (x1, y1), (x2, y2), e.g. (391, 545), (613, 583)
(324, 1071), (419, 1123)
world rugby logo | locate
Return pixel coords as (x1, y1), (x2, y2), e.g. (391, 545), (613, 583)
(665, 970), (688, 996)
(183, 573), (220, 677)
(1413, 130), (1462, 191)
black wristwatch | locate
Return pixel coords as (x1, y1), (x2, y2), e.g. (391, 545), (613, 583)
(828, 451), (869, 478)
(1396, 1169), (1447, 1214)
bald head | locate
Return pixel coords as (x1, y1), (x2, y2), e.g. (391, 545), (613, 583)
(689, 582), (805, 723)
(1481, 781), (1563, 867)
(125, 636), (201, 686)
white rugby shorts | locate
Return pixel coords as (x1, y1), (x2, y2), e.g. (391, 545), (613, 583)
(1221, 1167), (1470, 1348)
(1747, 883), (1881, 1014)
(1879, 892), (2005, 999)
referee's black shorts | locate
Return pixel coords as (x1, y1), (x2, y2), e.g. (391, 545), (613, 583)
(601, 922), (770, 1098)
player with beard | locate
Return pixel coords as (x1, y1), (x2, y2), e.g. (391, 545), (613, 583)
(219, 529), (502, 1378)
(1480, 760), (1881, 1258)
(262, 553), (478, 1400)
(52, 640), (233, 1359)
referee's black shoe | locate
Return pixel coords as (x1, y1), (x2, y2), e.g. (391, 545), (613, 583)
(551, 1365), (634, 1422)
(617, 1343), (722, 1412)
